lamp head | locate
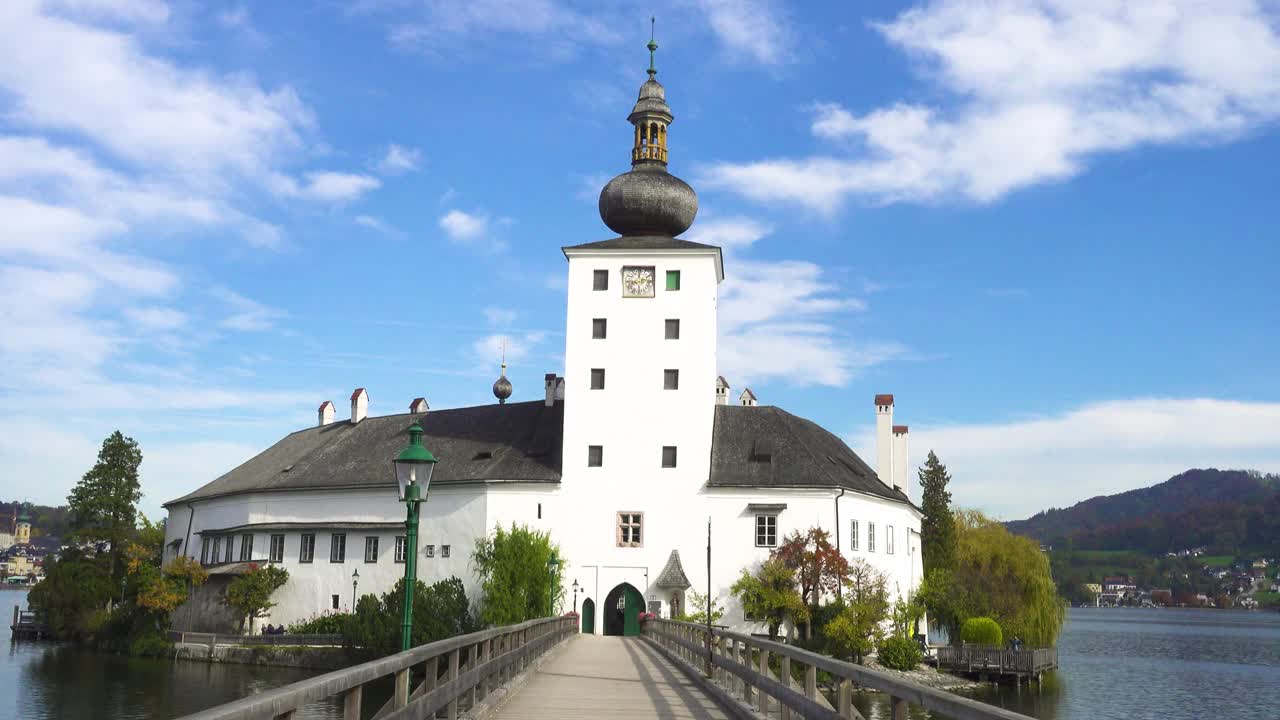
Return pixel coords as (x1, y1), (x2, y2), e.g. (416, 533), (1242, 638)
(394, 421), (438, 501)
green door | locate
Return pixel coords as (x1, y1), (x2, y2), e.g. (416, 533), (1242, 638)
(581, 598), (595, 634)
(623, 586), (645, 637)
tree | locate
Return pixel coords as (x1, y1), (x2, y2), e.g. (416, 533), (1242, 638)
(471, 524), (562, 626)
(346, 577), (474, 660)
(826, 558), (890, 664)
(67, 431), (143, 587)
(679, 591), (724, 625)
(223, 564), (289, 633)
(27, 547), (113, 640)
(773, 527), (849, 638)
(730, 557), (807, 640)
(918, 451), (956, 575)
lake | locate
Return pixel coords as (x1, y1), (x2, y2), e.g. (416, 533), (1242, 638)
(3, 594), (1279, 719)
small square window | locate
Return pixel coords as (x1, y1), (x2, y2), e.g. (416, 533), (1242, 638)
(588, 445), (603, 467)
(394, 536), (407, 563)
(664, 369), (679, 390)
(755, 515), (778, 547)
(592, 318), (607, 339)
(425, 544), (435, 558)
(590, 368), (605, 390)
(442, 545), (451, 558)
(593, 269), (608, 291)
(332, 594), (340, 610)
(665, 319), (679, 339)
(666, 270), (681, 291)
(662, 446), (677, 468)
(617, 512), (643, 547)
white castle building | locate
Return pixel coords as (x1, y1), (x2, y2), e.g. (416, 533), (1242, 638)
(162, 44), (923, 636)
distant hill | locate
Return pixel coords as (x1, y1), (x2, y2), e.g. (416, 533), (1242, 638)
(1006, 469), (1280, 556)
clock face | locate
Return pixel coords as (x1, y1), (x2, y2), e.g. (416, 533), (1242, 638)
(621, 266), (655, 298)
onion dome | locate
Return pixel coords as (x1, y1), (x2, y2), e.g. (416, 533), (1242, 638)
(492, 362), (512, 404)
(598, 25), (698, 238)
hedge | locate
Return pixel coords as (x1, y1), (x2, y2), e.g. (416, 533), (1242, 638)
(960, 616), (1002, 645)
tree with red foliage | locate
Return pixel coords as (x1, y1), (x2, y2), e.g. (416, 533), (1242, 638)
(774, 527), (850, 639)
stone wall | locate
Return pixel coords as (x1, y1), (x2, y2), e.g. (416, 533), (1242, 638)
(171, 577), (241, 633)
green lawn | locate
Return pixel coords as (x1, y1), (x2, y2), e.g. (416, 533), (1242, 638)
(1200, 555), (1235, 568)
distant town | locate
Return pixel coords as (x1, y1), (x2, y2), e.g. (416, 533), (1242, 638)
(1066, 548), (1277, 610)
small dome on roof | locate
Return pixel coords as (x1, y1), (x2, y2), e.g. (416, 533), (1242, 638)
(492, 364), (513, 404)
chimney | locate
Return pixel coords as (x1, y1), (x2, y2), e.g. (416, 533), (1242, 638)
(544, 373), (557, 407)
(318, 400), (335, 427)
(554, 376), (565, 400)
(893, 425), (909, 499)
(739, 388), (757, 407)
(875, 394), (894, 489)
(409, 397), (429, 414)
(351, 388), (369, 423)
(715, 376), (729, 405)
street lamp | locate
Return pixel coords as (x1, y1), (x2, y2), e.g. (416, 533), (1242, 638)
(547, 556), (560, 616)
(392, 421), (437, 652)
(572, 579), (580, 614)
(351, 568), (360, 611)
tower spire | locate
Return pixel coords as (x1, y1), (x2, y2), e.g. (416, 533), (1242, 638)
(647, 17), (658, 78)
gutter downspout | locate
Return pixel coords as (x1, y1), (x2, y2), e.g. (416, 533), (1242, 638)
(834, 488), (846, 603)
(183, 503), (196, 559)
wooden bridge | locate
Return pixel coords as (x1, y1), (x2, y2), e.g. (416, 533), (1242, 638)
(935, 645), (1058, 683)
(10, 606), (49, 640)
(178, 616), (1039, 720)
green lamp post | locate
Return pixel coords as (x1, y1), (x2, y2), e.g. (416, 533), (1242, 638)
(392, 421), (437, 652)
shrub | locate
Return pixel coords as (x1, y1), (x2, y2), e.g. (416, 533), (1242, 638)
(288, 611), (352, 635)
(876, 636), (922, 671)
(960, 617), (1002, 646)
(129, 632), (173, 657)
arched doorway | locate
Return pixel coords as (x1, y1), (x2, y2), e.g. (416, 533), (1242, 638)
(603, 583), (645, 637)
(581, 598), (595, 634)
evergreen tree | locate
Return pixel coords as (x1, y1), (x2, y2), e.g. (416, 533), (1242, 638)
(918, 450), (956, 575)
(67, 431), (143, 588)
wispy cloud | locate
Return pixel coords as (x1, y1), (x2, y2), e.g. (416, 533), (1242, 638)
(696, 0), (793, 65)
(212, 287), (286, 332)
(439, 209), (507, 251)
(702, 0), (1280, 210)
(376, 143), (422, 174)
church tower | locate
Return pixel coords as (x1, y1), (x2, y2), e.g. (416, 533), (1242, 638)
(15, 505), (31, 545)
(559, 29), (723, 591)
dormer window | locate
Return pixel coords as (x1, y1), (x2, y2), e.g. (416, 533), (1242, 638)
(751, 438), (774, 462)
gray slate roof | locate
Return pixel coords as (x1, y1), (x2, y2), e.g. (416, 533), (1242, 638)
(709, 405), (910, 504)
(656, 550), (691, 590)
(164, 401), (563, 507)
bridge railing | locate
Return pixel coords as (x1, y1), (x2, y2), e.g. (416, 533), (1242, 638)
(644, 618), (1036, 720)
(168, 631), (344, 647)
(178, 615), (577, 720)
(936, 644), (1058, 676)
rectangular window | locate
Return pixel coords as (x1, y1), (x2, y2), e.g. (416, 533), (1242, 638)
(364, 536), (379, 563)
(755, 515), (778, 547)
(394, 536), (407, 564)
(588, 445), (603, 467)
(239, 534), (254, 561)
(664, 369), (679, 390)
(425, 544), (435, 558)
(851, 520), (860, 551)
(590, 368), (605, 390)
(201, 537), (210, 565)
(223, 536), (234, 564)
(868, 522), (876, 553)
(442, 545), (451, 558)
(666, 270), (681, 291)
(887, 526), (895, 555)
(269, 534), (285, 563)
(592, 318), (607, 339)
(330, 533), (346, 563)
(593, 269), (608, 291)
(300, 533), (315, 563)
(665, 318), (679, 339)
(212, 537), (222, 564)
(617, 512), (643, 547)
(662, 445), (677, 468)
(332, 595), (340, 610)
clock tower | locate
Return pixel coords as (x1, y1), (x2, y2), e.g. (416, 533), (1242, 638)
(558, 33), (723, 571)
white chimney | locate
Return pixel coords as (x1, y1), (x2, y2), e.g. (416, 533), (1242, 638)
(740, 388), (757, 407)
(715, 376), (729, 405)
(544, 373), (557, 407)
(318, 400), (335, 427)
(554, 376), (565, 401)
(875, 394), (894, 489)
(893, 424), (909, 499)
(351, 388), (368, 424)
(409, 397), (429, 414)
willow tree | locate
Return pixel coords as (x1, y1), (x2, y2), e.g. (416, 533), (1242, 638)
(925, 510), (1065, 646)
(471, 524), (562, 626)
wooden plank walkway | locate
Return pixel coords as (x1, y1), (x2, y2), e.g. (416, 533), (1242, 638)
(491, 635), (732, 720)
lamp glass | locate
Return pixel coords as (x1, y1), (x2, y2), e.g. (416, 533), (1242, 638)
(393, 422), (437, 501)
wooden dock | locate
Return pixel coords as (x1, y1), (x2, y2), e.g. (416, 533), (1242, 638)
(935, 644), (1058, 683)
(10, 606), (50, 640)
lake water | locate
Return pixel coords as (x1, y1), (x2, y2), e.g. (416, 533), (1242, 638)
(4, 594), (1279, 720)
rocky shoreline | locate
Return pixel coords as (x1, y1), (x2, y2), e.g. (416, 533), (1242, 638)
(861, 659), (983, 692)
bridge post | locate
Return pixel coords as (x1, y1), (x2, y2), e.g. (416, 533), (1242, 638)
(837, 678), (851, 719)
(781, 655), (793, 720)
(394, 668), (409, 709)
(342, 686), (361, 720)
(891, 695), (908, 720)
(757, 647), (770, 714)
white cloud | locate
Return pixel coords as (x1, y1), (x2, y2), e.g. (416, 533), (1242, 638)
(123, 306), (187, 331)
(377, 144), (422, 174)
(696, 0), (792, 65)
(354, 214), (403, 238)
(702, 0), (1280, 209)
(850, 398), (1280, 520)
(439, 209), (489, 242)
(271, 171), (381, 202)
(45, 0), (170, 25)
(483, 307), (518, 327)
(472, 331), (546, 367)
(211, 287), (285, 332)
(385, 0), (623, 55)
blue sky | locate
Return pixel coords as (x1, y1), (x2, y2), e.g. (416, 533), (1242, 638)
(2, 0), (1279, 521)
